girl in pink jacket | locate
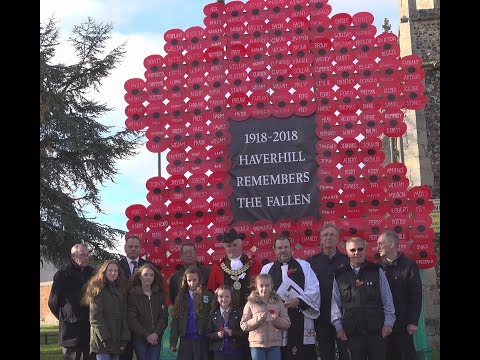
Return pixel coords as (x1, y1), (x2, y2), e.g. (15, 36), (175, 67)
(240, 274), (290, 360)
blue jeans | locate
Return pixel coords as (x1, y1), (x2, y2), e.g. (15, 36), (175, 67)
(250, 346), (281, 360)
(132, 338), (162, 360)
(95, 354), (119, 360)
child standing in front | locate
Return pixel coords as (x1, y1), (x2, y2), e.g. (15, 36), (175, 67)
(240, 273), (290, 360)
(169, 266), (213, 360)
(208, 284), (248, 360)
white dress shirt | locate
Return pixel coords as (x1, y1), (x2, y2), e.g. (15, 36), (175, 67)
(129, 257), (140, 274)
(229, 255), (243, 271)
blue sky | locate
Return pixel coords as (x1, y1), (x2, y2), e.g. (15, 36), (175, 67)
(40, 0), (399, 254)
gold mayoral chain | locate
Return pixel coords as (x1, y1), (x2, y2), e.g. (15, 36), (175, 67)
(220, 261), (250, 290)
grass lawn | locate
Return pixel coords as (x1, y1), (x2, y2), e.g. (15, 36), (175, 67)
(41, 324), (439, 360)
(40, 324), (62, 360)
(40, 324), (139, 360)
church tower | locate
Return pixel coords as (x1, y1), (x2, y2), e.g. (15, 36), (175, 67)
(397, 0), (440, 349)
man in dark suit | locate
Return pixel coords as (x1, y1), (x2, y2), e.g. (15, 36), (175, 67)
(118, 235), (153, 360)
(118, 235), (152, 278)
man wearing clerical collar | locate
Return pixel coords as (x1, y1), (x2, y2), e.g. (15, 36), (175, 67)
(261, 235), (320, 360)
(208, 228), (262, 309)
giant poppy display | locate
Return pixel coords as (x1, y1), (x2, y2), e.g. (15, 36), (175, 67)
(121, 0), (435, 273)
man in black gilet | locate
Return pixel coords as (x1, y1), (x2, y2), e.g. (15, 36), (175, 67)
(331, 237), (396, 360)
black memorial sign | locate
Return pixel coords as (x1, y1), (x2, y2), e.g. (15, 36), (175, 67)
(228, 115), (319, 223)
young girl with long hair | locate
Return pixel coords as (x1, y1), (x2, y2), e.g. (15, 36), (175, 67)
(240, 273), (290, 360)
(207, 284), (248, 360)
(82, 260), (130, 360)
(127, 263), (169, 360)
(169, 266), (213, 360)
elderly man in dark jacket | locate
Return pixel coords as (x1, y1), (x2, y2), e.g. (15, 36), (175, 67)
(48, 244), (96, 360)
(307, 224), (350, 360)
(377, 230), (423, 360)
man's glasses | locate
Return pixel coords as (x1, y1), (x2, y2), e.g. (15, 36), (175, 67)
(348, 247), (364, 253)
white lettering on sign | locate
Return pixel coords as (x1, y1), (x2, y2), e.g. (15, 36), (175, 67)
(236, 172), (310, 187)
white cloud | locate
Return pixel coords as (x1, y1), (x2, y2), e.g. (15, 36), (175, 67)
(40, 0), (98, 23)
(92, 31), (165, 129)
(115, 146), (162, 184)
(40, 0), (146, 30)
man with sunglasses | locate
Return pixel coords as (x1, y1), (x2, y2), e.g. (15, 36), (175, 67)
(331, 237), (395, 360)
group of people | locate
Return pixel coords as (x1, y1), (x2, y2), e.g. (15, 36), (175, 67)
(48, 224), (423, 360)
(48, 235), (166, 360)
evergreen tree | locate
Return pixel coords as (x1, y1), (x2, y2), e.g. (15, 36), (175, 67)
(40, 17), (143, 268)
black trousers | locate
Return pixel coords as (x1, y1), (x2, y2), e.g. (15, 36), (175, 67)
(177, 337), (210, 360)
(62, 346), (94, 360)
(386, 331), (417, 360)
(118, 341), (133, 360)
(213, 351), (242, 360)
(316, 325), (350, 360)
(347, 333), (387, 360)
(241, 338), (252, 360)
(281, 343), (316, 360)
